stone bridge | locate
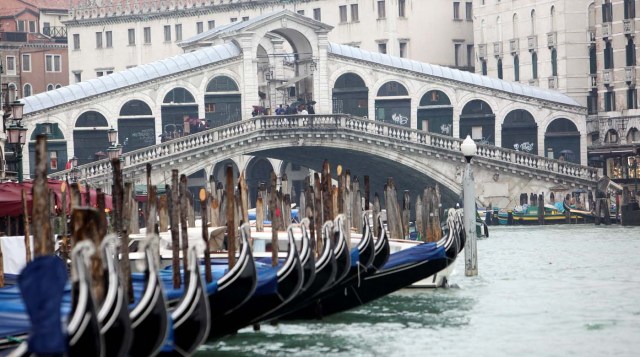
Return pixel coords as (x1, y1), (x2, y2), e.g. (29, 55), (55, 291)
(50, 114), (598, 208)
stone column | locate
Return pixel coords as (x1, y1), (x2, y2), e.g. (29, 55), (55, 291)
(238, 33), (259, 119)
(315, 30), (331, 114)
(271, 38), (285, 110)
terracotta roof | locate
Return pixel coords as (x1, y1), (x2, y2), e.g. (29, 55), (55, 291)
(18, 0), (69, 11)
(0, 8), (24, 17)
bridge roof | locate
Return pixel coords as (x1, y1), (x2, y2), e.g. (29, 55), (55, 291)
(22, 42), (241, 114)
(327, 43), (581, 107)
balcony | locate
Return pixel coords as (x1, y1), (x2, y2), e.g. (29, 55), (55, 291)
(603, 68), (613, 85)
(588, 27), (596, 43)
(528, 78), (539, 86)
(547, 31), (557, 48)
(509, 38), (519, 54)
(548, 76), (558, 89)
(625, 66), (636, 84)
(623, 19), (635, 36)
(527, 35), (537, 51)
(477, 43), (487, 59)
(42, 26), (67, 39)
(589, 74), (597, 88)
(602, 22), (612, 38)
(493, 41), (503, 57)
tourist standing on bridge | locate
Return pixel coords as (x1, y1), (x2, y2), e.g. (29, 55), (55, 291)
(275, 105), (285, 115)
(297, 104), (308, 115)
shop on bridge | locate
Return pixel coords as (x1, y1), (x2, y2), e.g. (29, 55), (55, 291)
(501, 109), (538, 154)
(118, 100), (156, 153)
(544, 118), (581, 164)
(205, 76), (242, 128)
(73, 111), (110, 166)
(374, 81), (411, 128)
(417, 90), (453, 135)
(332, 73), (368, 118)
(161, 88), (198, 139)
(459, 100), (495, 145)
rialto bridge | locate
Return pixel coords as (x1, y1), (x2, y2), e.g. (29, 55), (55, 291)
(17, 10), (596, 208)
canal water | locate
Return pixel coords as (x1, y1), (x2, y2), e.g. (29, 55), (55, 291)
(197, 225), (640, 356)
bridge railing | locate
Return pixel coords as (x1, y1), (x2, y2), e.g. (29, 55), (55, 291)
(49, 114), (598, 182)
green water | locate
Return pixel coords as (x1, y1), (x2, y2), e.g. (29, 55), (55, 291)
(197, 225), (640, 356)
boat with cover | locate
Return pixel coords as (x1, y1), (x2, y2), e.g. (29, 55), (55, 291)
(284, 209), (465, 319)
(497, 203), (585, 225)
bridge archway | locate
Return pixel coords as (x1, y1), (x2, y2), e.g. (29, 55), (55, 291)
(246, 157), (276, 207)
(545, 118), (580, 164)
(417, 90), (453, 135)
(212, 159), (240, 187)
(161, 87), (198, 139)
(501, 109), (537, 153)
(375, 81), (410, 127)
(205, 75), (241, 128)
(332, 73), (368, 117)
(73, 111), (110, 165)
(460, 99), (495, 144)
(28, 123), (67, 175)
(118, 100), (155, 153)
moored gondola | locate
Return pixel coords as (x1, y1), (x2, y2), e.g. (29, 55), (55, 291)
(98, 235), (132, 357)
(286, 209), (465, 319)
(129, 236), (169, 357)
(209, 224), (304, 339)
(159, 245), (211, 356)
(369, 213), (391, 273)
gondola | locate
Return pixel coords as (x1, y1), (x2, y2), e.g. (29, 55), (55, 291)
(296, 218), (316, 294)
(159, 245), (211, 356)
(128, 236), (169, 357)
(209, 224), (303, 339)
(3, 241), (103, 357)
(98, 235), (132, 357)
(369, 213), (391, 273)
(286, 209), (465, 319)
(206, 223), (257, 338)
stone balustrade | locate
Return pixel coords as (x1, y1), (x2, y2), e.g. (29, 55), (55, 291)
(50, 114), (598, 185)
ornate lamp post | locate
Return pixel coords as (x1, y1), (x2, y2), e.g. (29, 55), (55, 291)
(107, 127), (118, 146)
(5, 98), (26, 182)
(460, 135), (478, 276)
(107, 143), (122, 161)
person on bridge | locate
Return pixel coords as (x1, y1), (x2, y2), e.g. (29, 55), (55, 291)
(275, 105), (285, 115)
(297, 104), (308, 115)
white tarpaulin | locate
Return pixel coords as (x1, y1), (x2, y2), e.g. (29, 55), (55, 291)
(1, 236), (35, 275)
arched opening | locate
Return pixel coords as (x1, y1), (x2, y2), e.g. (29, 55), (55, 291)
(246, 157), (275, 208)
(512, 13), (518, 38)
(23, 83), (32, 97)
(161, 87), (198, 139)
(118, 100), (156, 153)
(417, 90), (453, 135)
(460, 100), (495, 144)
(332, 73), (368, 117)
(604, 41), (614, 69)
(212, 159), (240, 188)
(73, 111), (110, 165)
(628, 127), (640, 143)
(205, 75), (241, 128)
(605, 129), (619, 143)
(626, 38), (636, 66)
(545, 118), (580, 164)
(502, 110), (537, 153)
(550, 6), (556, 31)
(375, 81), (410, 127)
(514, 55), (520, 81)
(530, 9), (536, 35)
(532, 52), (538, 79)
(27, 123), (67, 175)
(551, 48), (558, 76)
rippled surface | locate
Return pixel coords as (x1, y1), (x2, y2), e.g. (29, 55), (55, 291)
(197, 225), (640, 356)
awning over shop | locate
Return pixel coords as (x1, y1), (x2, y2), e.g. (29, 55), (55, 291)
(276, 74), (310, 90)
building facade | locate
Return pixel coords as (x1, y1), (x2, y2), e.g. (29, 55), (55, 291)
(65, 0), (474, 82)
(474, 0), (640, 195)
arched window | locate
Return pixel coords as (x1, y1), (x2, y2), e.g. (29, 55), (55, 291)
(47, 84), (54, 91)
(481, 59), (487, 75)
(162, 87), (198, 137)
(532, 52), (538, 79)
(496, 16), (502, 42)
(205, 76), (241, 127)
(514, 55), (520, 81)
(624, 0), (635, 19)
(497, 58), (503, 79)
(627, 38), (636, 66)
(118, 100), (156, 152)
(460, 100), (495, 144)
(551, 49), (558, 76)
(628, 127), (640, 143)
(545, 118), (581, 164)
(550, 6), (556, 31)
(375, 81), (410, 127)
(23, 83), (32, 97)
(604, 41), (614, 69)
(512, 13), (519, 38)
(55, 84), (62, 89)
(605, 129), (619, 143)
(73, 111), (110, 165)
(417, 90), (452, 134)
(530, 9), (536, 35)
(502, 109), (537, 153)
(332, 72), (368, 117)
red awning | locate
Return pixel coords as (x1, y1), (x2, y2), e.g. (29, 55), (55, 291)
(0, 179), (113, 217)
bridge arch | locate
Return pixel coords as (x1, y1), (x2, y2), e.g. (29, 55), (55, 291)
(73, 110), (110, 165)
(501, 109), (538, 154)
(374, 80), (411, 127)
(332, 72), (369, 117)
(118, 100), (156, 153)
(204, 75), (242, 128)
(161, 87), (198, 139)
(544, 118), (581, 164)
(245, 157), (276, 207)
(417, 89), (453, 135)
(28, 123), (67, 175)
(459, 99), (495, 144)
(211, 159), (241, 187)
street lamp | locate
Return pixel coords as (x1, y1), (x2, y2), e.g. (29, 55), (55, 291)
(5, 98), (27, 182)
(70, 167), (81, 182)
(107, 143), (122, 161)
(460, 135), (478, 276)
(107, 127), (117, 146)
(70, 155), (78, 168)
